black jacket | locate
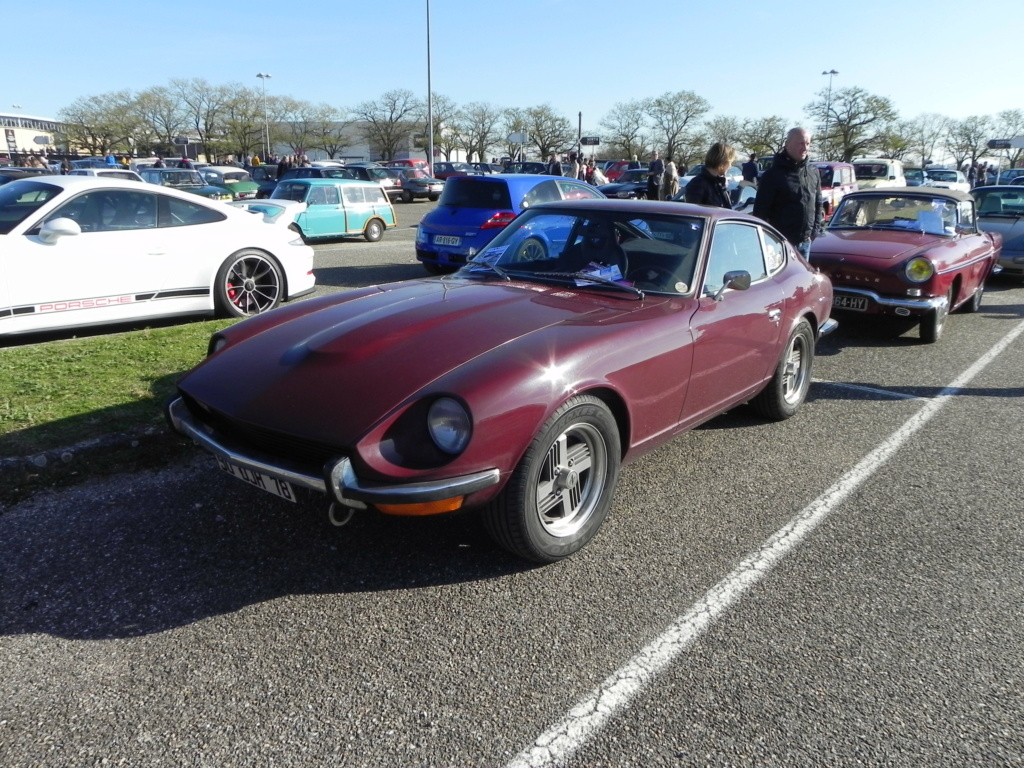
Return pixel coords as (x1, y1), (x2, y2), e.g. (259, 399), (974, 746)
(752, 151), (823, 245)
(684, 168), (732, 208)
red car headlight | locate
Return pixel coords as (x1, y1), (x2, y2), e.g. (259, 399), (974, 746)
(427, 397), (472, 454)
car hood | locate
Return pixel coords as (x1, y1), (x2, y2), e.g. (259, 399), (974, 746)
(178, 278), (643, 448)
(812, 229), (943, 261)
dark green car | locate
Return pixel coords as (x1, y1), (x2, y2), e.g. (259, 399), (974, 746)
(139, 168), (234, 201)
(199, 166), (261, 200)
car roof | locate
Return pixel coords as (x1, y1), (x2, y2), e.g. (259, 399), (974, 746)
(277, 177), (383, 188)
(446, 173), (591, 195)
(844, 186), (972, 202)
(531, 197), (749, 221)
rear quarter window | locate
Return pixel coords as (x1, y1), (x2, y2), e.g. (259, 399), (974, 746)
(438, 178), (513, 209)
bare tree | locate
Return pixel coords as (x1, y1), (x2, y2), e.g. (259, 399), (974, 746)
(219, 88), (265, 161)
(498, 108), (530, 160)
(645, 90), (711, 161)
(456, 101), (502, 163)
(354, 89), (423, 161)
(524, 104), (576, 160)
(735, 116), (789, 158)
(133, 86), (187, 155)
(702, 115), (742, 146)
(874, 120), (913, 160)
(307, 104), (356, 159)
(945, 115), (993, 171)
(904, 113), (949, 168)
(598, 99), (650, 160)
(57, 90), (141, 156)
(804, 86), (898, 161)
(171, 78), (235, 160)
(992, 109), (1024, 169)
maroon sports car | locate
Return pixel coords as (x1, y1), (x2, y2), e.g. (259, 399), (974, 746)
(810, 187), (1001, 343)
(168, 199), (836, 563)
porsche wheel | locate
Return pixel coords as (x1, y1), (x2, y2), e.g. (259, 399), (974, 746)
(214, 250), (283, 318)
(483, 395), (620, 563)
(920, 290), (951, 343)
(364, 219), (385, 242)
(751, 319), (814, 421)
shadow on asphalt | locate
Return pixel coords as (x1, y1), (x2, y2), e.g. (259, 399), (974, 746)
(0, 452), (530, 640)
(314, 262), (429, 289)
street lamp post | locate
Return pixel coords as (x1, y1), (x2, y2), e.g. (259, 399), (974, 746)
(821, 69), (838, 160)
(426, 0), (434, 174)
(256, 73), (271, 162)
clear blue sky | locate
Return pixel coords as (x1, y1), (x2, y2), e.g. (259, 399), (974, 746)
(8, 0), (1019, 136)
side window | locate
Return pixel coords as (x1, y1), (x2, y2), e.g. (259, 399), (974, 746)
(761, 228), (787, 273)
(159, 195), (227, 227)
(365, 186), (386, 204)
(323, 185), (341, 205)
(343, 187), (365, 204)
(44, 190), (158, 232)
(521, 180), (560, 208)
(703, 222), (768, 294)
(557, 180), (603, 200)
(307, 186), (329, 205)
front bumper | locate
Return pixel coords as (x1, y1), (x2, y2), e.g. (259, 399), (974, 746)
(831, 286), (948, 316)
(166, 396), (501, 510)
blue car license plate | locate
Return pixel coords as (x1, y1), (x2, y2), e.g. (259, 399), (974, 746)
(434, 235), (461, 246)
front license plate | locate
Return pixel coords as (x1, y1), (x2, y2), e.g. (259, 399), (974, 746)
(216, 455), (296, 502)
(833, 295), (868, 311)
(434, 235), (461, 246)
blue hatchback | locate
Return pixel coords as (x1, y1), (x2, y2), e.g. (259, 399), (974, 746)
(415, 174), (604, 274)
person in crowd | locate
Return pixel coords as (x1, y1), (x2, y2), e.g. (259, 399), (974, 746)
(251, 155), (262, 166)
(752, 127), (823, 258)
(647, 151), (665, 200)
(741, 153), (759, 186)
(153, 156), (165, 168)
(105, 152), (117, 165)
(590, 161), (608, 186)
(60, 158), (72, 174)
(627, 154), (640, 170)
(663, 156), (679, 199)
(546, 154), (562, 176)
(179, 156), (193, 169)
(277, 155), (291, 177)
(684, 143), (735, 208)
(567, 152), (580, 181)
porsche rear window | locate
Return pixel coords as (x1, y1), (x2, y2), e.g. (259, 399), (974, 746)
(439, 178), (512, 209)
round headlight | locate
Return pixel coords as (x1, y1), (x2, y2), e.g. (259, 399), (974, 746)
(905, 257), (934, 283)
(427, 397), (471, 455)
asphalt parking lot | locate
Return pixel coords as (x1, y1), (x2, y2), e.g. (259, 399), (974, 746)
(1, 203), (1022, 767)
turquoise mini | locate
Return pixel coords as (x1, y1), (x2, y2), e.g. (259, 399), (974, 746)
(271, 178), (397, 242)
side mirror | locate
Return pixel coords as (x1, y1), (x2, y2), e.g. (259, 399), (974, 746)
(37, 217), (81, 244)
(712, 270), (752, 301)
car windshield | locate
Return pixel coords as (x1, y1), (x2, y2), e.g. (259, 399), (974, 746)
(458, 208), (706, 295)
(271, 182), (314, 202)
(906, 169), (925, 182)
(221, 171), (252, 183)
(321, 168), (354, 179)
(830, 194), (959, 235)
(438, 178), (513, 209)
(0, 180), (62, 234)
(854, 164), (889, 180)
(366, 168), (390, 180)
(618, 169), (648, 183)
(404, 170), (428, 179)
(928, 170), (957, 182)
(973, 188), (1024, 216)
(157, 170), (205, 186)
(817, 167), (835, 187)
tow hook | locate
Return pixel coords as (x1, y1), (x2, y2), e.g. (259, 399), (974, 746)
(328, 502), (355, 527)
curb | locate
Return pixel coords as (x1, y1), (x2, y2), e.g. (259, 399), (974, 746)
(0, 425), (168, 473)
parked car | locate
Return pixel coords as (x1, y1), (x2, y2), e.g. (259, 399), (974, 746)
(502, 161), (548, 175)
(432, 161), (481, 180)
(0, 176), (315, 336)
(392, 168), (444, 203)
(996, 168), (1024, 185)
(973, 185), (1024, 279)
(851, 158), (906, 189)
(813, 161), (857, 220)
(678, 164), (744, 194)
(904, 167), (927, 186)
(138, 168), (235, 201)
(268, 178), (396, 242)
(0, 168), (54, 185)
(416, 174), (605, 273)
(604, 160), (648, 182)
(247, 165), (278, 184)
(343, 164), (402, 199)
(167, 198), (836, 563)
(810, 187), (1000, 343)
(384, 158), (432, 174)
(597, 168), (652, 199)
(922, 168), (970, 193)
(198, 166), (261, 200)
(255, 166), (355, 198)
(68, 167), (144, 182)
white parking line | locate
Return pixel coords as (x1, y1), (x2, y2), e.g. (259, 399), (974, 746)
(507, 318), (1024, 768)
(813, 379), (925, 400)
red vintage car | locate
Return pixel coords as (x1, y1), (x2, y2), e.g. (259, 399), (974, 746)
(167, 200), (835, 563)
(810, 188), (1001, 343)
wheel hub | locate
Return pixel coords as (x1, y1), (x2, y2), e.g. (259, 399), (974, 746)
(554, 466), (580, 492)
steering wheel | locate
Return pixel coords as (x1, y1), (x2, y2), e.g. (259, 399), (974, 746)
(626, 263), (675, 290)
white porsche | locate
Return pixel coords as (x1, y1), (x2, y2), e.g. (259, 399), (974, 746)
(0, 175), (316, 337)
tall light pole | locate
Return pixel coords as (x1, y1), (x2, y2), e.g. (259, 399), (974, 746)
(426, 0), (434, 173)
(821, 69), (838, 160)
(256, 73), (271, 162)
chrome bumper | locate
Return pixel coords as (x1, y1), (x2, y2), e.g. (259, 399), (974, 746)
(833, 287), (948, 312)
(167, 397), (501, 509)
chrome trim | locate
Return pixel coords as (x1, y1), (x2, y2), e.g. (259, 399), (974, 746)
(819, 318), (839, 336)
(167, 397), (326, 493)
(167, 396), (501, 509)
(832, 286), (948, 312)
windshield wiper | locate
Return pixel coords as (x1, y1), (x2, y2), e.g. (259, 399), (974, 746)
(462, 258), (510, 281)
(542, 271), (645, 299)
(867, 223), (925, 234)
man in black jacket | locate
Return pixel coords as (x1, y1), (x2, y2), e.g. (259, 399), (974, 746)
(753, 128), (823, 258)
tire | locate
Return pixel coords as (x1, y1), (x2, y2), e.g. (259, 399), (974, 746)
(401, 190), (413, 204)
(920, 289), (951, 343)
(214, 250), (283, 318)
(428, 194), (439, 202)
(482, 395), (620, 563)
(751, 319), (815, 421)
(515, 236), (547, 262)
(364, 218), (384, 242)
(960, 282), (984, 313)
